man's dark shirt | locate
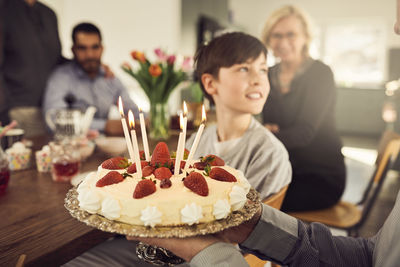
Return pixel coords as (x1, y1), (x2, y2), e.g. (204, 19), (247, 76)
(0, 0), (62, 112)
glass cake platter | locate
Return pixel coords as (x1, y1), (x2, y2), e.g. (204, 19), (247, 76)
(65, 187), (260, 265)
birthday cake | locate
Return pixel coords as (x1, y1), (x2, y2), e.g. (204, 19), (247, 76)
(76, 142), (251, 227)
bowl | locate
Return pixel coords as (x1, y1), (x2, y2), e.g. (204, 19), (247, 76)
(79, 141), (95, 161)
(95, 137), (127, 156)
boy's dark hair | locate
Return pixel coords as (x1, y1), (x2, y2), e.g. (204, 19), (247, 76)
(194, 32), (267, 103)
(72, 22), (102, 44)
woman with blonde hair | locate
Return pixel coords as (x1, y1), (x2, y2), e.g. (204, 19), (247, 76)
(261, 5), (346, 212)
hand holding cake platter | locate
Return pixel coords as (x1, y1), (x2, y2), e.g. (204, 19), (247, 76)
(65, 141), (260, 237)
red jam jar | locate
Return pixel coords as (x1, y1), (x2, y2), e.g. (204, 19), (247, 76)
(0, 146), (10, 195)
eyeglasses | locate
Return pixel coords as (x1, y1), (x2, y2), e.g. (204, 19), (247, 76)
(270, 32), (298, 41)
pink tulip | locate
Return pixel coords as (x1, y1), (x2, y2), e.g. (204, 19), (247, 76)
(121, 62), (132, 71)
(167, 55), (176, 65)
(154, 48), (167, 61)
(181, 56), (192, 71)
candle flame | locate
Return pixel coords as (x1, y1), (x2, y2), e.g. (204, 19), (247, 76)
(179, 112), (184, 130)
(118, 96), (124, 117)
(201, 105), (206, 123)
(183, 101), (188, 116)
(128, 110), (135, 129)
(138, 106), (142, 113)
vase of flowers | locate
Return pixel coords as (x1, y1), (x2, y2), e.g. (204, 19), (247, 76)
(122, 49), (191, 140)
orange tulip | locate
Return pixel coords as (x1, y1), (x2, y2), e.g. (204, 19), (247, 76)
(131, 51), (146, 63)
(149, 64), (162, 77)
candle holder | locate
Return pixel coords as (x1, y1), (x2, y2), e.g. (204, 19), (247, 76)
(136, 242), (185, 266)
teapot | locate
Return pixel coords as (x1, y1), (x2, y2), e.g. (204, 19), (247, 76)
(45, 106), (97, 139)
(45, 94), (97, 139)
(45, 108), (83, 139)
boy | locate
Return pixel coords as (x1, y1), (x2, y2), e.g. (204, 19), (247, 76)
(186, 32), (291, 200)
(65, 32), (291, 267)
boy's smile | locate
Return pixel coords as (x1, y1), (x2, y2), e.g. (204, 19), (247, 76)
(211, 53), (269, 115)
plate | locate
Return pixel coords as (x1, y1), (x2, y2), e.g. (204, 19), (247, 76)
(65, 187), (260, 238)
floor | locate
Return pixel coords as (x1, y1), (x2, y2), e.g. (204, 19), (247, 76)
(336, 135), (400, 237)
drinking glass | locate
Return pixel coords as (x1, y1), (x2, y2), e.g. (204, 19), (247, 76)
(50, 139), (81, 182)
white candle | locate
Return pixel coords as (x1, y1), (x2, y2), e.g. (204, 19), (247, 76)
(174, 132), (184, 175)
(139, 108), (150, 161)
(184, 105), (206, 170)
(129, 110), (142, 177)
(184, 124), (204, 170)
(174, 113), (185, 175)
(183, 101), (188, 138)
(118, 97), (135, 162)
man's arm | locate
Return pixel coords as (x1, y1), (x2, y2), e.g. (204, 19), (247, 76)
(191, 242), (249, 267)
(128, 203), (374, 267)
(238, 204), (374, 267)
(192, 204), (374, 266)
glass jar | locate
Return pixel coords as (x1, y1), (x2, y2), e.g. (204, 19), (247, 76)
(49, 139), (81, 183)
(0, 146), (10, 195)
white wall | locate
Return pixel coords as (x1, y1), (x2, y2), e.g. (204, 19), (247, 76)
(39, 0), (400, 111)
(229, 0), (398, 82)
(41, 0), (182, 112)
(229, 0), (397, 47)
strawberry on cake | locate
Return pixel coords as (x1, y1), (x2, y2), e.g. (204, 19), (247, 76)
(77, 142), (251, 227)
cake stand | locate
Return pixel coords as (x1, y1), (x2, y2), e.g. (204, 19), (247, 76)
(65, 188), (260, 266)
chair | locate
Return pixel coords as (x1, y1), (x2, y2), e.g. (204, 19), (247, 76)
(244, 185), (288, 267)
(288, 131), (400, 237)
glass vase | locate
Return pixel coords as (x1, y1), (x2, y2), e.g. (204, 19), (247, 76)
(149, 102), (170, 140)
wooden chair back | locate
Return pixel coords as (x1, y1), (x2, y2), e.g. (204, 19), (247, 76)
(15, 254), (26, 267)
(288, 131), (400, 236)
(374, 131), (400, 183)
(375, 130), (400, 165)
(263, 185), (289, 209)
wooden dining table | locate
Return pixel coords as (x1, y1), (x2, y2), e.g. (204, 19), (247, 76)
(0, 133), (180, 267)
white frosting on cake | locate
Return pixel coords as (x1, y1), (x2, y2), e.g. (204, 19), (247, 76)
(101, 197), (121, 220)
(140, 206), (162, 227)
(77, 162), (251, 226)
(236, 170), (251, 193)
(77, 187), (101, 214)
(229, 185), (247, 211)
(213, 199), (231, 220)
(181, 203), (203, 225)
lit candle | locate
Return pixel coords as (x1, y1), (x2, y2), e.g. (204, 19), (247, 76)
(174, 112), (185, 175)
(129, 110), (142, 177)
(184, 105), (206, 170)
(118, 96), (135, 162)
(139, 107), (150, 161)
